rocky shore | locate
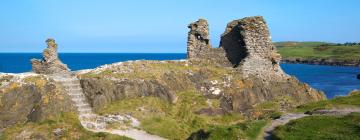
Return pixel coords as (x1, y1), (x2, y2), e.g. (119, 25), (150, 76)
(282, 58), (360, 67)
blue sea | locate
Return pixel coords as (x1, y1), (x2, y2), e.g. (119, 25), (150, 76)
(0, 53), (359, 98)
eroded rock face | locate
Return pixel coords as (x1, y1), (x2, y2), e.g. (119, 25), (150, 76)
(31, 39), (69, 74)
(80, 78), (177, 111)
(187, 19), (211, 59)
(0, 74), (76, 129)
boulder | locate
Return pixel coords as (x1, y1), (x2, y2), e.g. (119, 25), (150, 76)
(31, 39), (69, 74)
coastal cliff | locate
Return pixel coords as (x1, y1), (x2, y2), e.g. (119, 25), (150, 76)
(0, 16), (326, 139)
(76, 16), (325, 118)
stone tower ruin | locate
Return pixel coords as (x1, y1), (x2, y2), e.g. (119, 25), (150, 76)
(187, 19), (211, 59)
(187, 16), (287, 80)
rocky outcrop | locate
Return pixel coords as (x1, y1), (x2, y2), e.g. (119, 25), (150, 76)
(0, 74), (76, 129)
(31, 39), (69, 74)
(80, 77), (177, 111)
(76, 59), (325, 117)
(282, 57), (360, 67)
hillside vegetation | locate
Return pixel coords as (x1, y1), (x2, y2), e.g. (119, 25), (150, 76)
(273, 113), (360, 140)
(272, 91), (360, 140)
(275, 42), (360, 61)
(294, 91), (360, 112)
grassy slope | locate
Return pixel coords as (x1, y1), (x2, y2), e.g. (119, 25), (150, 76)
(81, 61), (358, 139)
(96, 90), (265, 140)
(273, 91), (360, 140)
(275, 42), (360, 60)
(1, 112), (132, 140)
(273, 113), (360, 140)
(86, 61), (273, 139)
(294, 91), (360, 112)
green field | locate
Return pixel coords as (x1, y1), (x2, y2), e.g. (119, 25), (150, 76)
(273, 113), (360, 140)
(275, 42), (360, 60)
(294, 91), (360, 112)
(273, 91), (360, 140)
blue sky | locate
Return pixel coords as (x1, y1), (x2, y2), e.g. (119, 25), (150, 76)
(0, 0), (359, 53)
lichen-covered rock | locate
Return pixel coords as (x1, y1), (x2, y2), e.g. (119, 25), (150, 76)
(220, 76), (326, 114)
(80, 77), (177, 111)
(31, 39), (69, 74)
(0, 74), (76, 129)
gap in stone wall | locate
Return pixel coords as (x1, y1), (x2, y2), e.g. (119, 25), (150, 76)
(220, 25), (248, 68)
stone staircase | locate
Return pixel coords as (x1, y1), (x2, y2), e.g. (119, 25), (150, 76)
(49, 72), (166, 140)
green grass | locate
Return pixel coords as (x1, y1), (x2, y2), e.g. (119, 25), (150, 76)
(0, 112), (132, 140)
(272, 112), (360, 140)
(173, 120), (268, 140)
(205, 120), (268, 140)
(97, 90), (247, 139)
(275, 42), (360, 60)
(294, 91), (360, 112)
(80, 61), (196, 79)
(275, 41), (328, 48)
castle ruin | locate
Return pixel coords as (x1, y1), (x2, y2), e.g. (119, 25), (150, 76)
(187, 16), (287, 81)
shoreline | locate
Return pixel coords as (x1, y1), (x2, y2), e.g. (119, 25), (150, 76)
(281, 58), (360, 67)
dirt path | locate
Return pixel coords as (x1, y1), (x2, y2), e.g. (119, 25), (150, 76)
(259, 108), (360, 140)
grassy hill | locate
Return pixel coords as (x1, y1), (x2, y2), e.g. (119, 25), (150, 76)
(275, 42), (360, 61)
(272, 91), (360, 140)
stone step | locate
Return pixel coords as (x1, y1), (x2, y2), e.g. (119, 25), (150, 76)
(69, 94), (85, 98)
(72, 98), (86, 102)
(73, 99), (88, 105)
(63, 83), (80, 87)
(68, 88), (82, 92)
(68, 92), (82, 96)
(76, 103), (91, 108)
(54, 78), (78, 82)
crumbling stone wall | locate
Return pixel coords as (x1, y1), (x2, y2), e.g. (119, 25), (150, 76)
(187, 19), (211, 59)
(31, 39), (69, 74)
(187, 16), (287, 80)
(224, 16), (286, 80)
